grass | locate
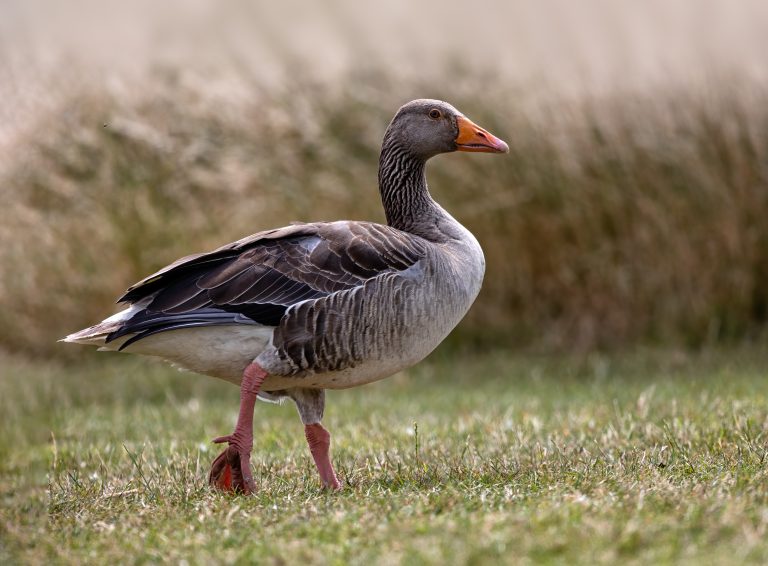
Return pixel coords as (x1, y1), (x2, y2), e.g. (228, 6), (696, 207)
(3, 346), (768, 564)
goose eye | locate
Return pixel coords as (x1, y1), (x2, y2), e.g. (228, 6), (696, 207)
(428, 109), (442, 120)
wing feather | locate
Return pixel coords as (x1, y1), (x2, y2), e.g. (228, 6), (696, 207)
(107, 221), (427, 347)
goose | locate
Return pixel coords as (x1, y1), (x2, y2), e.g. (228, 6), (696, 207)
(64, 99), (508, 493)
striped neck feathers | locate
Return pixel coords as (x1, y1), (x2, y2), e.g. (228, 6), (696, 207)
(377, 134), (443, 234)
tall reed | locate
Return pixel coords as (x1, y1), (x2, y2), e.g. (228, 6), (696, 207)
(2, 70), (766, 358)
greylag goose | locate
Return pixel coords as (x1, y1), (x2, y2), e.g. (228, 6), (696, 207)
(64, 99), (508, 492)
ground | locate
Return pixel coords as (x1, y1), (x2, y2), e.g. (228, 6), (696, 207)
(2, 347), (768, 564)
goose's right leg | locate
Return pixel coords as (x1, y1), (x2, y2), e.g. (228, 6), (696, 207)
(289, 388), (341, 490)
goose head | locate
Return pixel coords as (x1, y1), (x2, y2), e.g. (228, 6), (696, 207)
(384, 99), (509, 160)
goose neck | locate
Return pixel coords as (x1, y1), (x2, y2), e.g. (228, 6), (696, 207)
(377, 139), (440, 234)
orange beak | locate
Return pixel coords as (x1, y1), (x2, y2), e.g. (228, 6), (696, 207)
(455, 115), (509, 153)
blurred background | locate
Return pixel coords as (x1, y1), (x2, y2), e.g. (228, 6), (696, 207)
(2, 0), (768, 359)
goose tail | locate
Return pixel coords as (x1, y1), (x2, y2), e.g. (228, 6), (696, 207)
(60, 303), (145, 347)
(61, 323), (115, 346)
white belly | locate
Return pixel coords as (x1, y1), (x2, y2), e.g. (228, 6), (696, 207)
(110, 325), (273, 384)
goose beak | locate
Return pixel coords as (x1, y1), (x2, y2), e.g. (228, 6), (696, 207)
(455, 116), (509, 153)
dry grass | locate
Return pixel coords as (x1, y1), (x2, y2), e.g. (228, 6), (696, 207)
(2, 68), (768, 358)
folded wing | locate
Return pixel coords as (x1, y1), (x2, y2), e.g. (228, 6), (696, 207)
(108, 221), (426, 350)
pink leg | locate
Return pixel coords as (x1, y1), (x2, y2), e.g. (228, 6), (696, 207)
(305, 423), (341, 490)
(209, 362), (267, 494)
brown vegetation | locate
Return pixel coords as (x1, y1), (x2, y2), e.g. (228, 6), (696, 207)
(2, 69), (767, 358)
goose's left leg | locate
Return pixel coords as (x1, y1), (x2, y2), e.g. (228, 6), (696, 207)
(289, 388), (341, 490)
(209, 362), (268, 494)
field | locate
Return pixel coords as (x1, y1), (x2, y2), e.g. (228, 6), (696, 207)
(2, 347), (768, 564)
(2, 3), (768, 564)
